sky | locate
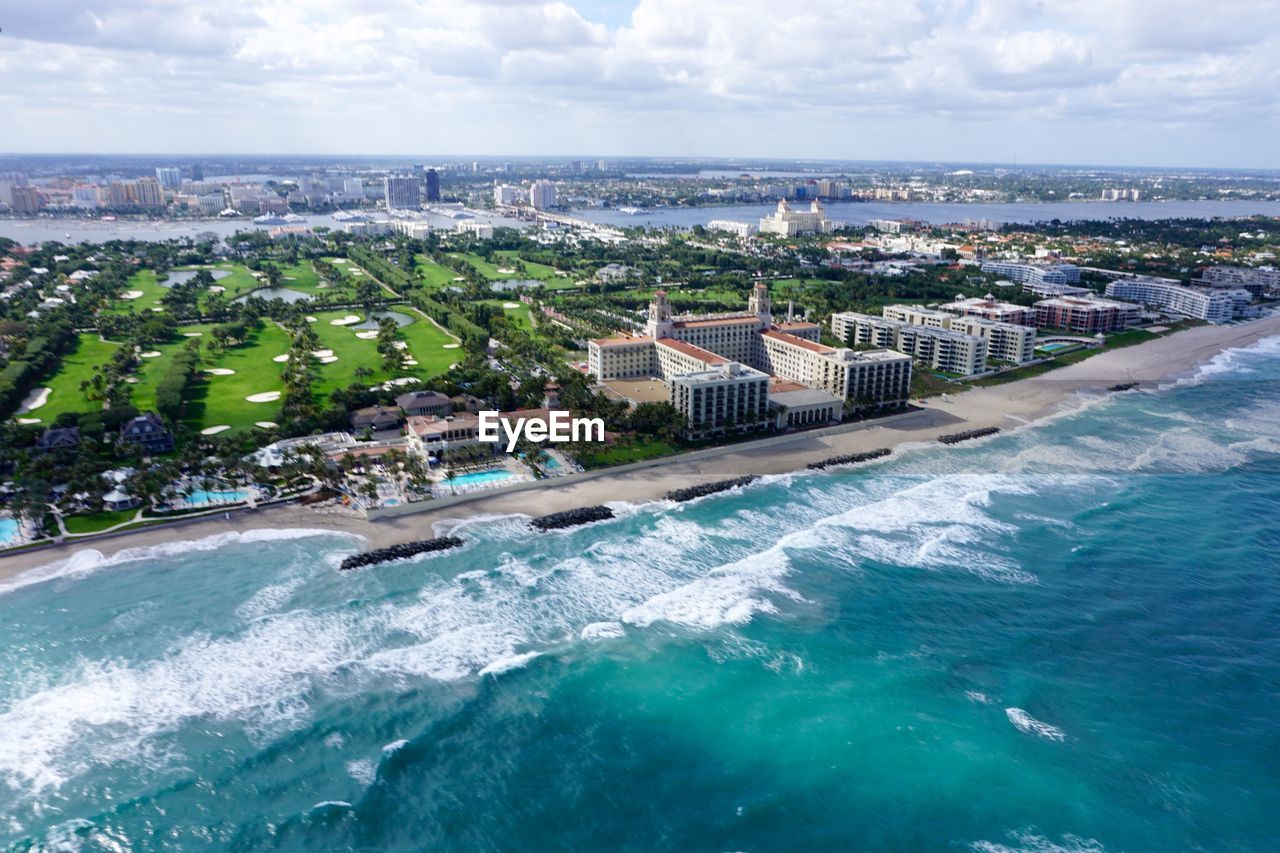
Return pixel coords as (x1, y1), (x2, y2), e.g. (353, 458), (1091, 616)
(1, 0), (1278, 168)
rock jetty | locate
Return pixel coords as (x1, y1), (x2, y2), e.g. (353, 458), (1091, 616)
(665, 476), (757, 502)
(1107, 382), (1139, 392)
(806, 448), (891, 471)
(531, 505), (614, 531)
(938, 427), (1001, 445)
(339, 536), (464, 571)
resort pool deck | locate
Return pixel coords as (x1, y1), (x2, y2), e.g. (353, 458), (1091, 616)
(443, 469), (515, 489)
(0, 518), (21, 547)
(1038, 342), (1075, 352)
(184, 489), (250, 507)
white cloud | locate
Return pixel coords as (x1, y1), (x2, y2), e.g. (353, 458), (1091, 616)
(0, 0), (1277, 165)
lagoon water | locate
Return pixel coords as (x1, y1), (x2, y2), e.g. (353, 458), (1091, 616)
(2, 339), (1279, 850)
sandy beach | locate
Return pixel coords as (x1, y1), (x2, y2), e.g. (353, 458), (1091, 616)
(4, 313), (1279, 581)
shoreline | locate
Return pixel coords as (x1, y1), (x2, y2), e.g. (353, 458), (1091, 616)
(4, 313), (1280, 582)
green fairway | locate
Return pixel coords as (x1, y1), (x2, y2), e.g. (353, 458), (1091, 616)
(19, 334), (120, 423)
(105, 269), (168, 315)
(180, 323), (293, 432)
(447, 251), (569, 286)
(481, 299), (534, 330)
(414, 255), (463, 290)
(308, 309), (458, 397)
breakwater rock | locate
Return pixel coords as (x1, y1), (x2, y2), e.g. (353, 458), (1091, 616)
(665, 476), (757, 502)
(531, 505), (614, 531)
(938, 427), (1001, 445)
(339, 536), (464, 570)
(1108, 382), (1139, 392)
(806, 448), (891, 471)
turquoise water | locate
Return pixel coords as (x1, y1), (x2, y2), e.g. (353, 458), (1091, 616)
(0, 519), (18, 546)
(2, 337), (1279, 850)
(184, 489), (249, 507)
(445, 469), (514, 488)
(1038, 342), (1073, 351)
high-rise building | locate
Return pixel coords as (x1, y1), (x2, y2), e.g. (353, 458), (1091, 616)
(191, 163), (204, 182)
(72, 185), (102, 209)
(425, 168), (440, 202)
(10, 185), (42, 215)
(494, 184), (522, 206)
(155, 167), (182, 189)
(107, 178), (165, 209)
(529, 180), (557, 210)
(383, 176), (422, 210)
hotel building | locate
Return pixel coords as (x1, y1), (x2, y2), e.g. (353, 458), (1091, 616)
(758, 199), (834, 237)
(1198, 266), (1280, 297)
(589, 285), (911, 436)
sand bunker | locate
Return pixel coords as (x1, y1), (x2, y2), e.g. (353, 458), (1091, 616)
(355, 330), (378, 340)
(272, 354), (290, 363)
(392, 341), (407, 350)
(404, 359), (419, 366)
(330, 315), (361, 326)
(140, 351), (162, 358)
(255, 421), (278, 429)
(208, 286), (226, 293)
(311, 349), (334, 358)
(502, 302), (520, 309)
(17, 386), (51, 413)
(200, 425), (231, 435)
(496, 267), (516, 274)
(305, 316), (318, 323)
(319, 356), (339, 363)
(205, 368), (236, 376)
(442, 343), (460, 349)
(183, 331), (203, 337)
(245, 391), (282, 403)
(120, 290), (145, 300)
(124, 377), (139, 384)
(17, 417), (41, 425)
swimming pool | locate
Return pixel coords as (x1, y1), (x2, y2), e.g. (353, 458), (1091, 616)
(542, 456), (563, 471)
(1038, 342), (1074, 352)
(0, 518), (20, 547)
(185, 489), (249, 507)
(445, 469), (514, 488)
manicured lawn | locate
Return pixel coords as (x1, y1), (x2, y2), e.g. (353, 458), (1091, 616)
(415, 255), (463, 290)
(573, 437), (680, 469)
(482, 299), (534, 330)
(105, 269), (168, 315)
(21, 334), (121, 424)
(308, 309), (458, 398)
(64, 508), (137, 534)
(181, 323), (293, 433)
(447, 251), (567, 285)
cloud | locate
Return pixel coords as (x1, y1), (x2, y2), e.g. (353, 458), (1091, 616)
(0, 0), (1277, 165)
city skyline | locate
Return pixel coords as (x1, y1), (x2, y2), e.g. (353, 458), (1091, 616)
(2, 0), (1279, 168)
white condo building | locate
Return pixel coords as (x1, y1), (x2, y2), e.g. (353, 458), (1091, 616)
(589, 285), (911, 436)
(831, 312), (989, 375)
(493, 184), (522, 206)
(1104, 278), (1249, 323)
(529, 180), (557, 210)
(758, 199), (834, 237)
(707, 219), (758, 238)
(879, 304), (1036, 364)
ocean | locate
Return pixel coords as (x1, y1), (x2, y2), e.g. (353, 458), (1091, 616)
(2, 338), (1279, 851)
